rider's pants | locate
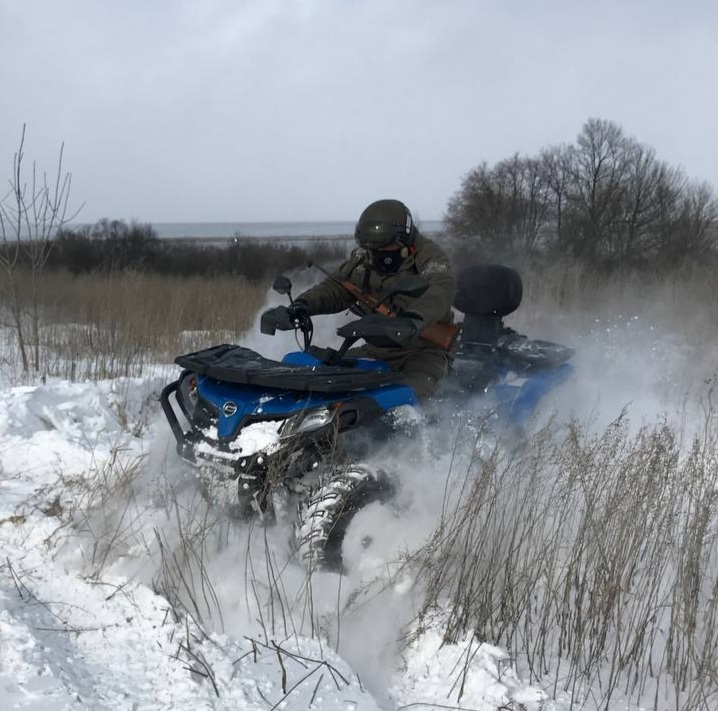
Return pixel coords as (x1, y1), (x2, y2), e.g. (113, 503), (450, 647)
(349, 345), (450, 401)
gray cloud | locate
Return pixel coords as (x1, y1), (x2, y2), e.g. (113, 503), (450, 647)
(1, 0), (716, 222)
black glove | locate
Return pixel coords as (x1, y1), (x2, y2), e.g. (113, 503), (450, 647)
(399, 310), (426, 336)
(394, 316), (424, 346)
(338, 314), (424, 349)
(260, 301), (312, 336)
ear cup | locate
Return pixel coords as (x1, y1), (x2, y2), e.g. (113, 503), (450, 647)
(399, 206), (415, 249)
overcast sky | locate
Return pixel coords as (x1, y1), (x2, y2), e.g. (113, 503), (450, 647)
(1, 0), (716, 223)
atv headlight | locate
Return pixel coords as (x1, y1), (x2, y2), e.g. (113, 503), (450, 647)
(177, 372), (199, 416)
(281, 406), (338, 439)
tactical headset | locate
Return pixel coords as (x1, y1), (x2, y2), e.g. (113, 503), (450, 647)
(398, 206), (414, 257)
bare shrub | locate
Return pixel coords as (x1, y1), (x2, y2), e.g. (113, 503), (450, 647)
(34, 433), (150, 576)
(0, 125), (80, 373)
(153, 492), (226, 630)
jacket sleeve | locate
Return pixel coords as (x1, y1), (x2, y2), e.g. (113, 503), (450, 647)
(404, 243), (457, 325)
(295, 253), (359, 315)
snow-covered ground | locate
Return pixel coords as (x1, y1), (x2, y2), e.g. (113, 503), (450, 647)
(0, 377), (557, 710)
(1, 291), (716, 710)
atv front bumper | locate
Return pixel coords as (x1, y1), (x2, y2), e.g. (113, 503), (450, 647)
(160, 379), (196, 461)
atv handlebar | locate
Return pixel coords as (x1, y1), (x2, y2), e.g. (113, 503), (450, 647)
(261, 305), (315, 352)
(260, 306), (313, 335)
(261, 307), (421, 361)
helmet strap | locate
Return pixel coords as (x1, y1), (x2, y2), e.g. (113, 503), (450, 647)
(397, 206), (415, 249)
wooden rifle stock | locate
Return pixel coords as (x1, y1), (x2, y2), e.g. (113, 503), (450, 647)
(419, 320), (461, 350)
(338, 278), (460, 350)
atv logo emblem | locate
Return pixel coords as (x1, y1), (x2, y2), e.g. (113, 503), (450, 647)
(222, 401), (238, 416)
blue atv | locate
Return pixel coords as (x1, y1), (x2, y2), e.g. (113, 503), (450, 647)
(160, 264), (573, 570)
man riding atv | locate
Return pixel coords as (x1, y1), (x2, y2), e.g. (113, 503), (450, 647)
(267, 199), (457, 399)
(161, 206), (573, 568)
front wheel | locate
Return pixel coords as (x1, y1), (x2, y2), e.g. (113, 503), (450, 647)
(294, 464), (394, 571)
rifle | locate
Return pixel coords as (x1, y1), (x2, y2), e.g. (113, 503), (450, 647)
(308, 261), (460, 351)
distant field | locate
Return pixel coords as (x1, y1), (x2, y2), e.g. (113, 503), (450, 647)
(160, 234), (355, 248)
(146, 220), (444, 239)
(60, 220), (445, 241)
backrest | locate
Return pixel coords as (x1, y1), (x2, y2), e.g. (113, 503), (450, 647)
(454, 264), (523, 317)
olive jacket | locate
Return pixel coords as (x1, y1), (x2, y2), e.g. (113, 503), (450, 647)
(297, 232), (457, 362)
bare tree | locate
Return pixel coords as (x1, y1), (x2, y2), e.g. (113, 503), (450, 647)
(565, 118), (632, 260)
(609, 146), (681, 263)
(445, 116), (717, 267)
(0, 125), (81, 374)
(444, 162), (498, 245)
(539, 145), (573, 252)
(668, 181), (718, 262)
(444, 155), (552, 258)
(517, 155), (552, 252)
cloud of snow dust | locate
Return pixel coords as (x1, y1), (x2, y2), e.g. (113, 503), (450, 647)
(507, 275), (716, 438)
(100, 272), (716, 702)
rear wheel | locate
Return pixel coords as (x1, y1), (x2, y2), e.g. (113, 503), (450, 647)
(294, 464), (394, 571)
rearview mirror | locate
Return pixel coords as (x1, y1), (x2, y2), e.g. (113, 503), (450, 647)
(389, 275), (430, 299)
(272, 274), (292, 295)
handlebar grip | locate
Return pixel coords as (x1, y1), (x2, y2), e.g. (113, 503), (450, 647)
(261, 307), (295, 335)
(260, 311), (278, 336)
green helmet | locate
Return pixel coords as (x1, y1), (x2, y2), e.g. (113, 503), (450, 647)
(354, 199), (415, 250)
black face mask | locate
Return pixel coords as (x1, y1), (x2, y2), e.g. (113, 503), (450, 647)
(371, 249), (404, 274)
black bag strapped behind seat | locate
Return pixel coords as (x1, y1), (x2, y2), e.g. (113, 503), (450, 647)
(454, 264), (523, 317)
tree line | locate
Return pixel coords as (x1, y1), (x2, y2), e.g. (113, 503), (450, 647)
(444, 118), (718, 267)
(3, 218), (346, 281)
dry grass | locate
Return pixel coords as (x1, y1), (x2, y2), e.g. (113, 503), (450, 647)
(4, 255), (716, 382)
(510, 259), (718, 342)
(413, 409), (718, 711)
(0, 269), (267, 380)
